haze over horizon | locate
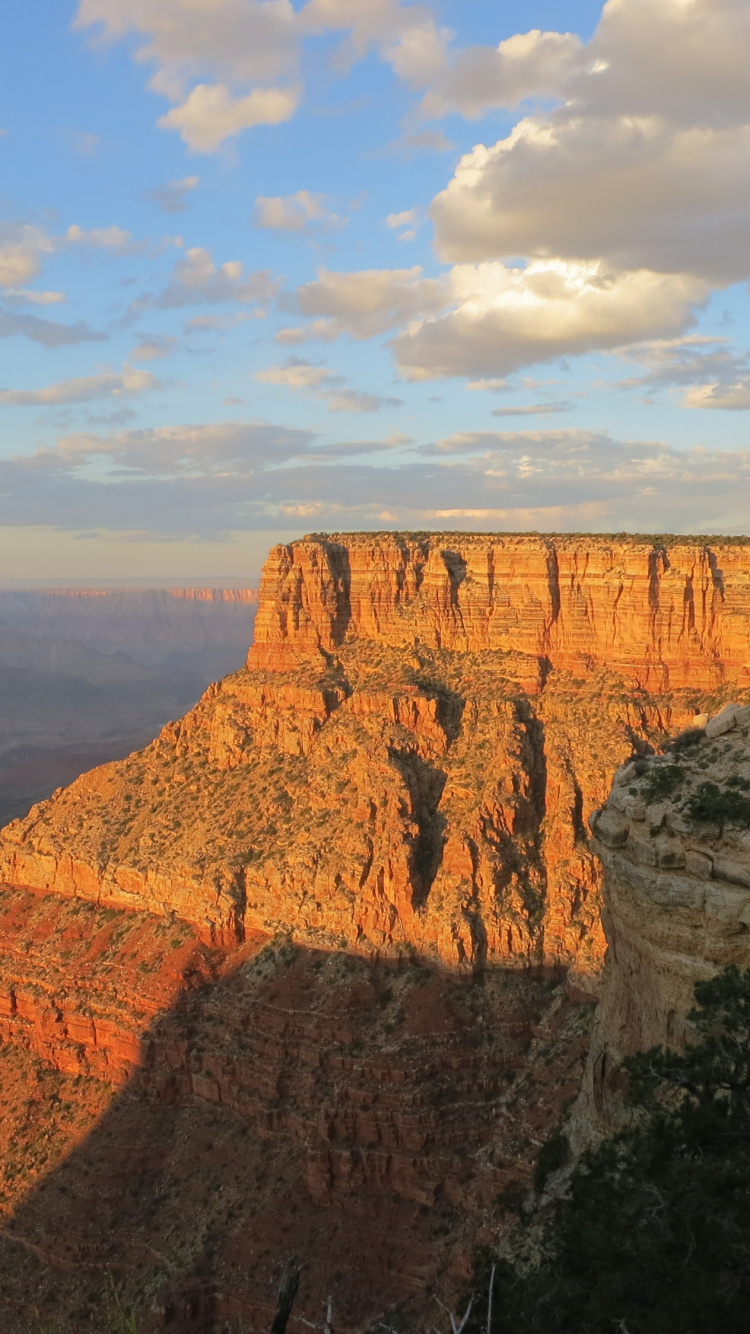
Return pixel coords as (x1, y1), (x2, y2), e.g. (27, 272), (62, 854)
(3, 0), (750, 581)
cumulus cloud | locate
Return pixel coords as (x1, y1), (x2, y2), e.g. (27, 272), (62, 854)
(416, 27), (583, 121)
(74, 0), (454, 150)
(254, 190), (343, 232)
(0, 364), (159, 407)
(65, 223), (139, 253)
(145, 175), (199, 213)
(0, 224), (55, 289)
(430, 0), (750, 286)
(290, 265), (446, 341)
(144, 247), (277, 310)
(159, 83), (299, 152)
(392, 260), (707, 379)
(257, 356), (402, 413)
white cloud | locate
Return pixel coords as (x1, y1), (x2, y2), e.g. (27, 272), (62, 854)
(74, 0), (453, 150)
(257, 357), (402, 412)
(0, 225), (55, 289)
(429, 1), (750, 285)
(145, 175), (200, 213)
(254, 190), (343, 232)
(684, 382), (750, 410)
(394, 259), (707, 379)
(417, 28), (583, 121)
(293, 265), (447, 340)
(159, 83), (299, 152)
(0, 364), (159, 406)
(152, 247), (277, 308)
(65, 223), (139, 253)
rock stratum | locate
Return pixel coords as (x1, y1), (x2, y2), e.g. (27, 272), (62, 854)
(576, 699), (750, 1142)
(3, 533), (750, 968)
(1, 532), (750, 1330)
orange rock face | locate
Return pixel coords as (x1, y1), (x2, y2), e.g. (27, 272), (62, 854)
(2, 532), (749, 973)
(1, 531), (749, 1327)
(249, 534), (750, 691)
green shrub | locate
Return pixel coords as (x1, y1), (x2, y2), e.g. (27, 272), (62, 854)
(686, 781), (750, 827)
(639, 763), (685, 802)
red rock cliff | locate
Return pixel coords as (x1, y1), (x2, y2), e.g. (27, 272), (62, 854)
(250, 534), (750, 690)
(1, 533), (749, 973)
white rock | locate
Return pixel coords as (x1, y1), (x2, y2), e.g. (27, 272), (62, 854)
(691, 713), (709, 729)
(706, 704), (739, 738)
(712, 856), (750, 889)
(685, 850), (713, 879)
(593, 810), (630, 848)
(613, 761), (637, 787)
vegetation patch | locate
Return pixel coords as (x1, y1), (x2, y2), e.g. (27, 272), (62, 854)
(686, 782), (750, 828)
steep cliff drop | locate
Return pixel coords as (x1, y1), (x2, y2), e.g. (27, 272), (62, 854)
(0, 533), (749, 1329)
(574, 700), (750, 1145)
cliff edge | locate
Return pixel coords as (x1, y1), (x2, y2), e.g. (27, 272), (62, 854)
(575, 700), (750, 1143)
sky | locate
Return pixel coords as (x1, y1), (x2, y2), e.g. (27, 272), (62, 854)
(2, 0), (750, 581)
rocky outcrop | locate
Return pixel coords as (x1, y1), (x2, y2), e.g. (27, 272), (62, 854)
(2, 533), (750, 972)
(249, 534), (750, 690)
(575, 702), (750, 1142)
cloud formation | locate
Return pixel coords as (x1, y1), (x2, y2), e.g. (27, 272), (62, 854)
(254, 191), (343, 232)
(5, 423), (750, 538)
(74, 0), (453, 150)
(430, 0), (750, 286)
(257, 357), (402, 413)
(142, 247), (277, 310)
(0, 364), (159, 406)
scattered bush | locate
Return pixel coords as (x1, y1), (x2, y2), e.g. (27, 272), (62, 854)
(639, 763), (685, 803)
(667, 727), (704, 754)
(685, 781), (750, 828)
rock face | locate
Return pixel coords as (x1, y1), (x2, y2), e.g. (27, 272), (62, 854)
(250, 533), (750, 690)
(1, 532), (750, 1327)
(0, 536), (741, 976)
(0, 886), (593, 1331)
(575, 703), (750, 1141)
(2, 533), (750, 972)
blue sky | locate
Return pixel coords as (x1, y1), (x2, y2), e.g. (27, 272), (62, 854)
(2, 0), (750, 580)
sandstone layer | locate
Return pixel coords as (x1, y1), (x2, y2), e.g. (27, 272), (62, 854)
(2, 533), (750, 972)
(576, 701), (750, 1142)
(1, 532), (750, 1328)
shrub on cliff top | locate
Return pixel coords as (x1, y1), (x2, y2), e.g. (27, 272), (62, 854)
(468, 967), (750, 1333)
(686, 781), (750, 828)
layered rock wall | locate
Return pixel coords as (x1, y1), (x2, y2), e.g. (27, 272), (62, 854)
(250, 534), (750, 690)
(2, 533), (750, 972)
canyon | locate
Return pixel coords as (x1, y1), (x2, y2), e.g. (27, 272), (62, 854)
(0, 587), (258, 825)
(0, 533), (749, 1331)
